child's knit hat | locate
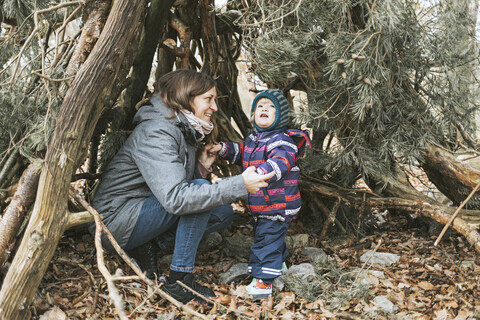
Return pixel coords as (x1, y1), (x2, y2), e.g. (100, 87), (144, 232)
(251, 89), (290, 132)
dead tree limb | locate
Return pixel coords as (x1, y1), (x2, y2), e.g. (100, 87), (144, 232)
(0, 161), (41, 268)
(422, 143), (480, 207)
(301, 179), (480, 254)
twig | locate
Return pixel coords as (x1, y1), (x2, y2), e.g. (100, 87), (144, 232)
(320, 197), (341, 239)
(83, 196), (128, 319)
(72, 190), (209, 320)
(434, 180), (480, 246)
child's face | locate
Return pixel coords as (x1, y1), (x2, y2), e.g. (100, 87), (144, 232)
(254, 98), (276, 129)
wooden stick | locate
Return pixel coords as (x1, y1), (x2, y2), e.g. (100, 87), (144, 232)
(435, 181), (480, 246)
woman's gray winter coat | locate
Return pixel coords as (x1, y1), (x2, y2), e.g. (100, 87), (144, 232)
(90, 93), (247, 250)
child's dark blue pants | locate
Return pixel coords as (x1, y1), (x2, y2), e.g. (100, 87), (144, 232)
(248, 217), (290, 283)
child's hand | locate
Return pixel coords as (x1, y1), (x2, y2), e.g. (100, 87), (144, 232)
(210, 143), (222, 154)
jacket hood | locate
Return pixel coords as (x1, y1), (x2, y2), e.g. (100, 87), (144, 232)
(133, 93), (175, 126)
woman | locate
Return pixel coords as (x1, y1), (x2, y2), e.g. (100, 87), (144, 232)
(90, 69), (273, 304)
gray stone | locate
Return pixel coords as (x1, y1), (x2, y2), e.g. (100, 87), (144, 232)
(223, 234), (254, 258)
(301, 247), (328, 267)
(285, 234), (309, 252)
(360, 251), (400, 266)
(158, 254), (173, 267)
(285, 263), (316, 278)
(219, 263), (249, 284)
(272, 276), (285, 291)
(372, 295), (398, 313)
(198, 231), (222, 252)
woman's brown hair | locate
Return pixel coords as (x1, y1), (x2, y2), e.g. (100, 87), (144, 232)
(157, 69), (217, 114)
(156, 69), (218, 144)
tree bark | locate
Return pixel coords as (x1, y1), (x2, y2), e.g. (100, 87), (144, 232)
(422, 143), (480, 208)
(0, 1), (145, 318)
(121, 0), (175, 130)
(0, 162), (41, 268)
(65, 0), (111, 78)
(199, 0), (218, 75)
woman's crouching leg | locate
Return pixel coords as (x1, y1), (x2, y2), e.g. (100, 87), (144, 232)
(170, 179), (234, 272)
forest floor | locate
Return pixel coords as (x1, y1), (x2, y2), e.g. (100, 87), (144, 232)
(32, 208), (479, 320)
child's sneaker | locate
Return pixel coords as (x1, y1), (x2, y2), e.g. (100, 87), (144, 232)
(245, 278), (272, 299)
(281, 262), (288, 273)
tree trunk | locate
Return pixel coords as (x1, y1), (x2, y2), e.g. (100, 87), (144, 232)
(0, 1), (145, 318)
(199, 0), (218, 75)
(422, 143), (480, 208)
(0, 162), (41, 267)
(121, 0), (175, 130)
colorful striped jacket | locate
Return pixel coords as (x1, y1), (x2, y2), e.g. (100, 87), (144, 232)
(219, 129), (311, 222)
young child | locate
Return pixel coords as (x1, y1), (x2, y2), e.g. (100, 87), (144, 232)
(214, 89), (311, 299)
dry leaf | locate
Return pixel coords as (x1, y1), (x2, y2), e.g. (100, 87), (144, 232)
(417, 281), (436, 290)
(274, 292), (295, 312)
(443, 300), (458, 309)
(453, 310), (473, 320)
(434, 309), (452, 320)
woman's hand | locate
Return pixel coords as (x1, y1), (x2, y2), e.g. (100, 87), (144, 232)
(198, 143), (219, 170)
(242, 166), (275, 193)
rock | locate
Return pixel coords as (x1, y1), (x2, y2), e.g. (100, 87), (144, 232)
(272, 276), (285, 291)
(372, 295), (398, 313)
(39, 307), (67, 320)
(198, 231), (222, 252)
(223, 234), (254, 258)
(285, 234), (309, 252)
(219, 263), (249, 284)
(360, 251), (400, 266)
(301, 247), (328, 267)
(158, 254), (173, 267)
(285, 263), (316, 278)
(283, 263), (320, 300)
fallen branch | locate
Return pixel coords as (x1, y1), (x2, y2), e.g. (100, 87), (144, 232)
(0, 162), (41, 267)
(300, 179), (480, 254)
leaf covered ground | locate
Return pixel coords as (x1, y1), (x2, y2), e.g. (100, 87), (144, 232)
(33, 210), (479, 320)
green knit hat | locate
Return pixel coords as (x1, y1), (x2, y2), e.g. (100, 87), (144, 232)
(251, 89), (290, 132)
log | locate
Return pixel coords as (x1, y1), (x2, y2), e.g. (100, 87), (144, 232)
(0, 1), (145, 318)
(422, 143), (480, 207)
(0, 162), (41, 267)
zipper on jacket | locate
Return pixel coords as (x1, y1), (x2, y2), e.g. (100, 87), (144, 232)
(247, 132), (272, 207)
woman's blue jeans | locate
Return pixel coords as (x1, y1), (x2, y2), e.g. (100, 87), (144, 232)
(125, 179), (234, 273)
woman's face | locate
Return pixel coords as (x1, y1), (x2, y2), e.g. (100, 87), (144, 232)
(191, 87), (218, 122)
(254, 98), (276, 129)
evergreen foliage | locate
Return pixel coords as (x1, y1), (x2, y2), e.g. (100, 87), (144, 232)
(240, 0), (480, 185)
(0, 0), (78, 161)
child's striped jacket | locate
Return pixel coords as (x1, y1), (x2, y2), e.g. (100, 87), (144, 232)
(219, 129), (311, 222)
